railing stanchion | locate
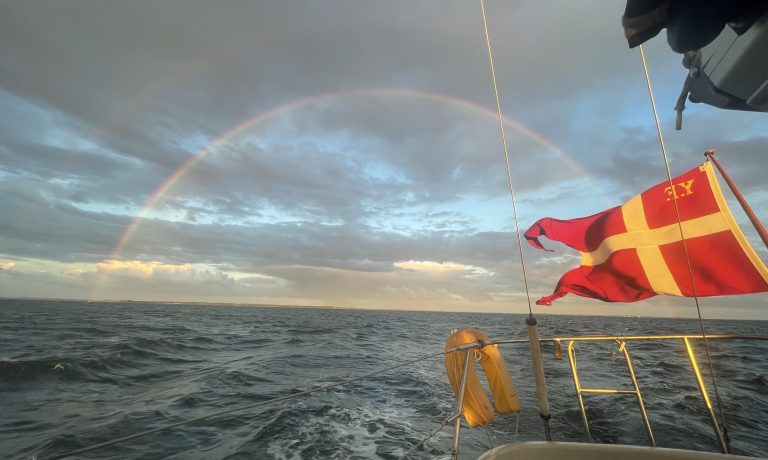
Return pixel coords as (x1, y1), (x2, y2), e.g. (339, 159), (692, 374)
(683, 337), (729, 454)
(617, 341), (655, 446)
(451, 344), (474, 460)
(526, 316), (552, 440)
(567, 341), (593, 442)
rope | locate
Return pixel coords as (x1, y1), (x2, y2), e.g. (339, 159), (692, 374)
(638, 44), (730, 450)
(47, 350), (445, 460)
(484, 426), (495, 450)
(398, 413), (460, 460)
(512, 411), (520, 441)
(479, 0), (534, 316)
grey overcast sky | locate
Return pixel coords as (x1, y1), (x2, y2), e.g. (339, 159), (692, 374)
(1, 0), (767, 318)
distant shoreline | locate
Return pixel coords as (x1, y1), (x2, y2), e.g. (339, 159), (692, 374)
(1, 296), (766, 321)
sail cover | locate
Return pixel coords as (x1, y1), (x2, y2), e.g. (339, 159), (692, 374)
(622, 0), (768, 52)
(525, 161), (768, 306)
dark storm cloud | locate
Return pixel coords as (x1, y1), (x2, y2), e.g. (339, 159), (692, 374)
(0, 140), (125, 182)
(0, 176), (130, 262)
(0, 2), (479, 126)
(0, 90), (204, 217)
(0, 131), (175, 213)
(162, 111), (505, 223)
(0, 1), (637, 144)
(592, 122), (768, 197)
(0, 0), (672, 209)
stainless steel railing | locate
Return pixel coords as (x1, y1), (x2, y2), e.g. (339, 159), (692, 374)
(442, 333), (768, 457)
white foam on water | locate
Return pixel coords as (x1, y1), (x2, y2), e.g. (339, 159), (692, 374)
(265, 399), (428, 459)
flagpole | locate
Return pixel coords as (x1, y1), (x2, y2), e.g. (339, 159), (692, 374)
(705, 150), (768, 250)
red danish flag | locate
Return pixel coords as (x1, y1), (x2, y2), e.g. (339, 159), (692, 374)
(525, 162), (768, 305)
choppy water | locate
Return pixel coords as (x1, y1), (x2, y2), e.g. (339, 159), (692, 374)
(2, 299), (768, 459)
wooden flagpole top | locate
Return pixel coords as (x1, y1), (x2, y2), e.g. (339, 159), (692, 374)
(705, 150), (768, 251)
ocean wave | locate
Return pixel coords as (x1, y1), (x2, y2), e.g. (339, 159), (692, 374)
(3, 301), (768, 459)
(0, 358), (85, 386)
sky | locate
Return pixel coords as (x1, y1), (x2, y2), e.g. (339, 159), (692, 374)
(1, 1), (767, 319)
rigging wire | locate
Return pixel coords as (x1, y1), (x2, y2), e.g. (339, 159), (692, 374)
(47, 350), (446, 460)
(479, 0), (534, 317)
(512, 411), (520, 441)
(398, 413), (461, 460)
(637, 44), (730, 450)
(484, 426), (495, 450)
(479, 0), (554, 443)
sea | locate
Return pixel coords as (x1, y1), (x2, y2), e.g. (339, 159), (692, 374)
(2, 298), (768, 459)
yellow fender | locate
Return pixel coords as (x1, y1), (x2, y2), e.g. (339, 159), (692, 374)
(444, 328), (520, 427)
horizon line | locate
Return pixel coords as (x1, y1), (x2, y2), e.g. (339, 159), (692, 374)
(2, 295), (765, 321)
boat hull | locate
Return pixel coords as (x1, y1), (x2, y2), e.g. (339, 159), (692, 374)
(478, 442), (763, 460)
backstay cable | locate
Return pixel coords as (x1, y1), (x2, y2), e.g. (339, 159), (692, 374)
(479, 0), (533, 316)
(638, 44), (730, 451)
(399, 413), (460, 460)
(480, 0), (552, 440)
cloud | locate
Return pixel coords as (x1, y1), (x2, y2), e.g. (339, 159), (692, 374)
(96, 260), (195, 279)
(394, 260), (492, 278)
(63, 267), (88, 277)
(1, 1), (767, 317)
(0, 262), (15, 271)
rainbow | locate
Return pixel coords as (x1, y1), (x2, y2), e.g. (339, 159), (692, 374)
(93, 87), (596, 298)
